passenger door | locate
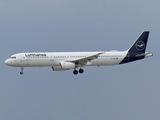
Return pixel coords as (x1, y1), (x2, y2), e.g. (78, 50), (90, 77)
(20, 53), (25, 62)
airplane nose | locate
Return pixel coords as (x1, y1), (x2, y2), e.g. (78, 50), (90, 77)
(4, 59), (10, 65)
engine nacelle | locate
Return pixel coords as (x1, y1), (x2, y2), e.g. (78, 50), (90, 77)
(52, 62), (75, 71)
(52, 66), (65, 71)
(60, 62), (75, 70)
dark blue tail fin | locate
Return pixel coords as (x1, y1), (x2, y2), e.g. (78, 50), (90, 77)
(128, 31), (149, 54)
(120, 31), (150, 64)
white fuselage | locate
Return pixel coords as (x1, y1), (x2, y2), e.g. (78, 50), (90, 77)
(5, 51), (128, 67)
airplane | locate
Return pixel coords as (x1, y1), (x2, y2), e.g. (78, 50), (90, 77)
(4, 31), (153, 75)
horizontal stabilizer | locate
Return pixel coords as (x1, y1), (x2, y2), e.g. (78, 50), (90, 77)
(136, 52), (153, 57)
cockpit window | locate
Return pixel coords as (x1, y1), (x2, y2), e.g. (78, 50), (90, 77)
(11, 56), (16, 59)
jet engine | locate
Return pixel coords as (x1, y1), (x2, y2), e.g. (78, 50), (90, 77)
(52, 62), (75, 71)
(60, 62), (75, 70)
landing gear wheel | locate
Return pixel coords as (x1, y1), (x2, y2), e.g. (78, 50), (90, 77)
(79, 68), (84, 74)
(73, 70), (78, 75)
(20, 71), (23, 75)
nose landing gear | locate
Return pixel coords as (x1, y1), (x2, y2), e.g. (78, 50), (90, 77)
(20, 67), (24, 75)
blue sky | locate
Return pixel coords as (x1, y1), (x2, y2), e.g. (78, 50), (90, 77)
(0, 0), (159, 120)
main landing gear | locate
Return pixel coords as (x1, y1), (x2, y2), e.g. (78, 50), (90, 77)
(20, 67), (24, 75)
(73, 68), (84, 75)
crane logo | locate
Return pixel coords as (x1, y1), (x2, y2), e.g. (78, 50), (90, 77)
(136, 41), (145, 51)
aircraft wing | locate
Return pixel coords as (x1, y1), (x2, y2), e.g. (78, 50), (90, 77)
(67, 51), (104, 66)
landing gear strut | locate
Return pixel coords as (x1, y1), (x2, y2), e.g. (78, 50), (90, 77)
(20, 67), (24, 75)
